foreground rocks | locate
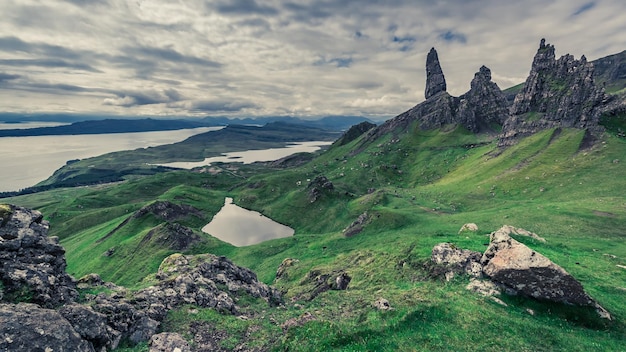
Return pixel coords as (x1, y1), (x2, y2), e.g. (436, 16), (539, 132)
(431, 225), (611, 319)
(0, 205), (77, 307)
(0, 204), (283, 351)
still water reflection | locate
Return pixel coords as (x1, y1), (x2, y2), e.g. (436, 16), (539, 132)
(202, 197), (294, 247)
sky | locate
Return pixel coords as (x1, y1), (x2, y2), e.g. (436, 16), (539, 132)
(0, 0), (625, 120)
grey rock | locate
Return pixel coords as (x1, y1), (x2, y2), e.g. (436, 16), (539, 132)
(334, 121), (377, 146)
(431, 243), (483, 279)
(481, 226), (610, 318)
(425, 47), (447, 99)
(343, 212), (370, 237)
(457, 65), (510, 132)
(374, 297), (392, 310)
(0, 303), (93, 352)
(307, 175), (334, 203)
(275, 258), (300, 282)
(60, 303), (121, 351)
(499, 39), (609, 147)
(149, 332), (191, 352)
(0, 204), (77, 308)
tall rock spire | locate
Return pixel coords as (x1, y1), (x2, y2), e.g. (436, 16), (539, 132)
(425, 48), (447, 99)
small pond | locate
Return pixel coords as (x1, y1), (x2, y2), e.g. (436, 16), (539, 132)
(202, 197), (294, 246)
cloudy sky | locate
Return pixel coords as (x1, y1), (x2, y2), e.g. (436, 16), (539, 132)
(0, 0), (625, 120)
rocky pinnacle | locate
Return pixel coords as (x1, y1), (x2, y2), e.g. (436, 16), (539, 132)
(425, 47), (447, 99)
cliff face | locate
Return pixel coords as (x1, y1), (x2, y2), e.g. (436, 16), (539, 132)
(425, 47), (447, 99)
(499, 39), (610, 146)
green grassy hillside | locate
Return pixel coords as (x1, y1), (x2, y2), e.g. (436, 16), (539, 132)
(6, 123), (626, 351)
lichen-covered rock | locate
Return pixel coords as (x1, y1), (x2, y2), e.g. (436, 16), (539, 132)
(60, 303), (122, 351)
(149, 332), (191, 352)
(0, 303), (93, 352)
(0, 204), (77, 307)
(275, 258), (300, 282)
(481, 226), (610, 318)
(133, 253), (282, 316)
(431, 243), (483, 280)
(458, 223), (479, 233)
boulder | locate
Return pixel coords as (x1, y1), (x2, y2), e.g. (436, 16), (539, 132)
(458, 223), (479, 233)
(149, 332), (191, 352)
(275, 258), (300, 282)
(482, 226), (610, 318)
(0, 303), (93, 352)
(431, 243), (483, 280)
(343, 212), (370, 237)
(374, 297), (392, 311)
(60, 303), (122, 351)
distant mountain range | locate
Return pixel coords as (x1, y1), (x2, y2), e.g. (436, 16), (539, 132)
(0, 115), (374, 137)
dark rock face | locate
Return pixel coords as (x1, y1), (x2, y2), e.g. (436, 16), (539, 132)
(364, 52), (507, 140)
(457, 66), (510, 131)
(0, 205), (77, 307)
(307, 175), (334, 203)
(592, 49), (626, 93)
(425, 47), (447, 99)
(334, 121), (377, 146)
(60, 303), (122, 351)
(0, 303), (94, 352)
(499, 39), (609, 146)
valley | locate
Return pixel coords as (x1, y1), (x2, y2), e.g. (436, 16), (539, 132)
(1, 40), (626, 351)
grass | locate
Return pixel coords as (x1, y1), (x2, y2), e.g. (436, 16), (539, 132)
(4, 124), (626, 351)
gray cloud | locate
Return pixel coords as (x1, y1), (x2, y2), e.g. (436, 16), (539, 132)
(0, 59), (101, 72)
(213, 0), (278, 16)
(189, 100), (257, 112)
(0, 72), (21, 83)
(0, 0), (624, 117)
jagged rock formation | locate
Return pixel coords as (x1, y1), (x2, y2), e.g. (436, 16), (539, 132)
(430, 225), (611, 319)
(425, 47), (447, 99)
(499, 39), (610, 146)
(364, 48), (508, 141)
(457, 65), (510, 132)
(0, 204), (283, 350)
(0, 205), (77, 307)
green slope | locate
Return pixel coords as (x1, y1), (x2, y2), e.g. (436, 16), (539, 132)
(5, 124), (626, 351)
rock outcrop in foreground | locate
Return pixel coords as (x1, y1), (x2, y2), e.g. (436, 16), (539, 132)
(0, 205), (77, 307)
(431, 225), (611, 319)
(0, 204), (282, 351)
